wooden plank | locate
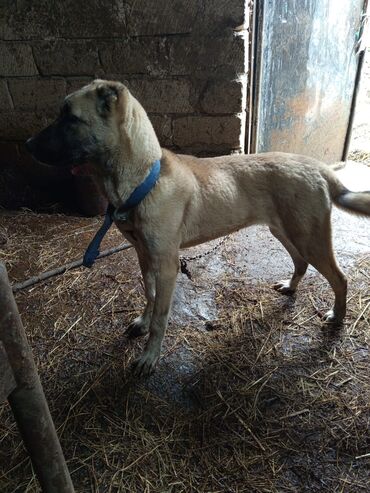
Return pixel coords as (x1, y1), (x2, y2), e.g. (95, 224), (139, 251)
(0, 342), (16, 402)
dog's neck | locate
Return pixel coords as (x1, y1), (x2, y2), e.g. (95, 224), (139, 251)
(99, 103), (162, 209)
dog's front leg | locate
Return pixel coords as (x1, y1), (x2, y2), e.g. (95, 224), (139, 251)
(133, 253), (179, 376)
(126, 253), (155, 338)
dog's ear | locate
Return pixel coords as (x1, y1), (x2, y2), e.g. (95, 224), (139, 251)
(96, 82), (123, 115)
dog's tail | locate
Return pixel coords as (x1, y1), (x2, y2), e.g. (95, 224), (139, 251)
(335, 190), (370, 216)
(327, 172), (370, 216)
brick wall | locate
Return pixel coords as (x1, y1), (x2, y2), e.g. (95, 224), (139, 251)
(0, 0), (247, 210)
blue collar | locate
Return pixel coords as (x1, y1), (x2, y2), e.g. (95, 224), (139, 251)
(119, 159), (161, 212)
(83, 159), (161, 267)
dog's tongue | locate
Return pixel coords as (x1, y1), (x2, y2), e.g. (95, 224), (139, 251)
(71, 163), (94, 176)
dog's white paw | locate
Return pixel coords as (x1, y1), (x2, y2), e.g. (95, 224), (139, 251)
(126, 316), (149, 338)
(273, 280), (295, 295)
(322, 309), (343, 326)
(132, 348), (160, 377)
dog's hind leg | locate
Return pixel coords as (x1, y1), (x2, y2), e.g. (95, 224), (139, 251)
(126, 252), (155, 338)
(312, 259), (347, 325)
(133, 251), (179, 376)
(283, 218), (347, 325)
(300, 238), (347, 325)
(269, 226), (308, 294)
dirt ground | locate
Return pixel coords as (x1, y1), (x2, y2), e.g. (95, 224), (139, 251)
(0, 53), (369, 493)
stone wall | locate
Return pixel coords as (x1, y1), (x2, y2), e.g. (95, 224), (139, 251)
(0, 1), (246, 210)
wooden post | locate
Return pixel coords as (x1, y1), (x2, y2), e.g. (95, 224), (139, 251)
(0, 263), (75, 493)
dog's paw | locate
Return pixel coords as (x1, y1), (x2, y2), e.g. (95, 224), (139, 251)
(132, 348), (160, 377)
(273, 280), (295, 295)
(322, 309), (343, 326)
(125, 316), (149, 338)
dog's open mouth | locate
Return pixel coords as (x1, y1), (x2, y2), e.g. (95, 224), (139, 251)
(71, 162), (94, 176)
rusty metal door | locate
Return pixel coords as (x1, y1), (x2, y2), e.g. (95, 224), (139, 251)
(250, 0), (367, 162)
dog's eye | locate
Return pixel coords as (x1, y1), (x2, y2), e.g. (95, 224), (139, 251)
(68, 114), (88, 126)
(69, 114), (82, 123)
(59, 105), (88, 126)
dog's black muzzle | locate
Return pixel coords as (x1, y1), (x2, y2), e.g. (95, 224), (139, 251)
(26, 117), (89, 167)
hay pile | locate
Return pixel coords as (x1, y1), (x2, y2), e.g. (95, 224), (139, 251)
(348, 150), (370, 166)
(0, 211), (369, 492)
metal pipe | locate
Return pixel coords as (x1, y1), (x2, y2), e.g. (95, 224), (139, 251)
(12, 242), (133, 293)
(0, 262), (75, 493)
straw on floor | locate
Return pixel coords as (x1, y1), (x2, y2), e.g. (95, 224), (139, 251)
(0, 210), (369, 492)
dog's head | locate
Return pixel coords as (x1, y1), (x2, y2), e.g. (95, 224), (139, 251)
(26, 80), (130, 175)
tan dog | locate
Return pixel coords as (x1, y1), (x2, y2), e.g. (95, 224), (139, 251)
(26, 80), (370, 376)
